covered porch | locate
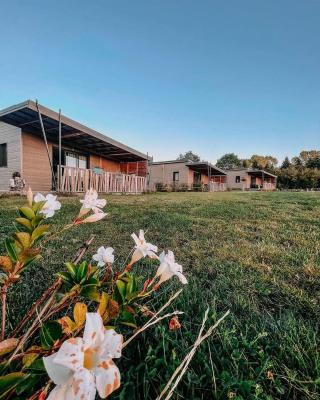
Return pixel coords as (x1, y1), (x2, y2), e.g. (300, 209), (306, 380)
(248, 170), (277, 190)
(60, 166), (146, 194)
(186, 162), (227, 191)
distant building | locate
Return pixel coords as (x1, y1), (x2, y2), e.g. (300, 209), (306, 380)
(148, 160), (227, 191)
(226, 168), (277, 190)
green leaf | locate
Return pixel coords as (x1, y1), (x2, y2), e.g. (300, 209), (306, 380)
(16, 374), (40, 395)
(76, 261), (88, 282)
(32, 200), (46, 213)
(56, 272), (73, 285)
(19, 207), (35, 220)
(20, 255), (41, 269)
(126, 274), (137, 295)
(80, 286), (100, 302)
(119, 311), (137, 329)
(31, 224), (49, 242)
(81, 277), (99, 287)
(65, 262), (77, 279)
(4, 238), (17, 262)
(31, 215), (44, 228)
(25, 359), (46, 375)
(15, 218), (32, 231)
(115, 279), (127, 303)
(40, 321), (62, 350)
(0, 372), (25, 398)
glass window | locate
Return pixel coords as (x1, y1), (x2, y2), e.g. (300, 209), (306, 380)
(78, 155), (87, 169)
(65, 151), (87, 169)
(235, 176), (241, 183)
(0, 143), (7, 167)
(173, 171), (179, 182)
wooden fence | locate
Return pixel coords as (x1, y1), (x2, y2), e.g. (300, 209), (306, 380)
(209, 182), (226, 192)
(60, 166), (146, 194)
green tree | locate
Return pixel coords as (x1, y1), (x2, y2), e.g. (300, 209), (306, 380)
(250, 155), (278, 171)
(299, 150), (320, 166)
(177, 151), (200, 162)
(216, 153), (242, 170)
(281, 157), (291, 169)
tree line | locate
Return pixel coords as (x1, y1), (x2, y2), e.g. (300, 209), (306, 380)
(177, 150), (320, 189)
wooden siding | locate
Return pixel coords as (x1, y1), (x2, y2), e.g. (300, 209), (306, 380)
(148, 162), (190, 189)
(90, 155), (120, 172)
(226, 170), (250, 190)
(120, 161), (147, 177)
(0, 122), (22, 191)
(21, 132), (53, 192)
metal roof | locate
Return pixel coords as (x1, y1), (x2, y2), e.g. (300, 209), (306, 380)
(228, 168), (277, 178)
(186, 161), (226, 176)
(0, 100), (149, 162)
(149, 159), (226, 175)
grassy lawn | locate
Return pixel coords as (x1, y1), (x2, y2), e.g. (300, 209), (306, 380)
(0, 191), (319, 399)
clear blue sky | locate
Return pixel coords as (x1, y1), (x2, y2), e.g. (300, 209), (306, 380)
(0, 0), (319, 164)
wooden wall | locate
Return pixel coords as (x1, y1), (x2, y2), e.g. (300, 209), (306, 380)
(21, 132), (53, 192)
(90, 155), (121, 172)
(120, 161), (147, 177)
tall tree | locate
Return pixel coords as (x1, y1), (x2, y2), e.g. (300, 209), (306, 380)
(299, 150), (320, 166)
(177, 151), (200, 162)
(281, 157), (291, 169)
(250, 155), (278, 171)
(216, 153), (242, 170)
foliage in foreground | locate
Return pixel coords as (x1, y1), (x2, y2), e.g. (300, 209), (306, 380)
(0, 189), (205, 399)
(0, 191), (319, 399)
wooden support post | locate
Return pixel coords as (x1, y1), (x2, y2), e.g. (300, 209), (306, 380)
(58, 109), (62, 192)
(36, 100), (56, 190)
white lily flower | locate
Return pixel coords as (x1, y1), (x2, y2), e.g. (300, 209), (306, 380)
(34, 193), (61, 218)
(156, 250), (188, 286)
(80, 188), (107, 214)
(43, 313), (122, 400)
(82, 212), (107, 224)
(130, 230), (158, 265)
(93, 246), (115, 267)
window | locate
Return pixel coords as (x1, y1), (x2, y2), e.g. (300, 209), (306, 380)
(65, 151), (88, 169)
(0, 143), (7, 167)
(235, 175), (241, 183)
(173, 171), (179, 182)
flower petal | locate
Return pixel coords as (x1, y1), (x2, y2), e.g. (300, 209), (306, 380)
(176, 271), (188, 284)
(130, 248), (143, 264)
(43, 353), (73, 385)
(100, 329), (123, 360)
(53, 337), (84, 371)
(147, 250), (158, 259)
(47, 382), (69, 400)
(131, 233), (140, 246)
(82, 212), (107, 223)
(95, 359), (121, 399)
(65, 368), (96, 400)
(34, 193), (45, 202)
(83, 313), (105, 349)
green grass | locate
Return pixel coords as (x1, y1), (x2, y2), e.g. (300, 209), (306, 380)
(1, 192), (319, 399)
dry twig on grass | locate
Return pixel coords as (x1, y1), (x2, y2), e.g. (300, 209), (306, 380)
(156, 308), (230, 400)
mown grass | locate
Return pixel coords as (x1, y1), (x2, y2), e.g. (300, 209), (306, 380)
(0, 191), (319, 399)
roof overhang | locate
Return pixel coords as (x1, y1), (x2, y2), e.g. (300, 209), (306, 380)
(247, 170), (277, 178)
(186, 162), (226, 176)
(0, 100), (150, 162)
